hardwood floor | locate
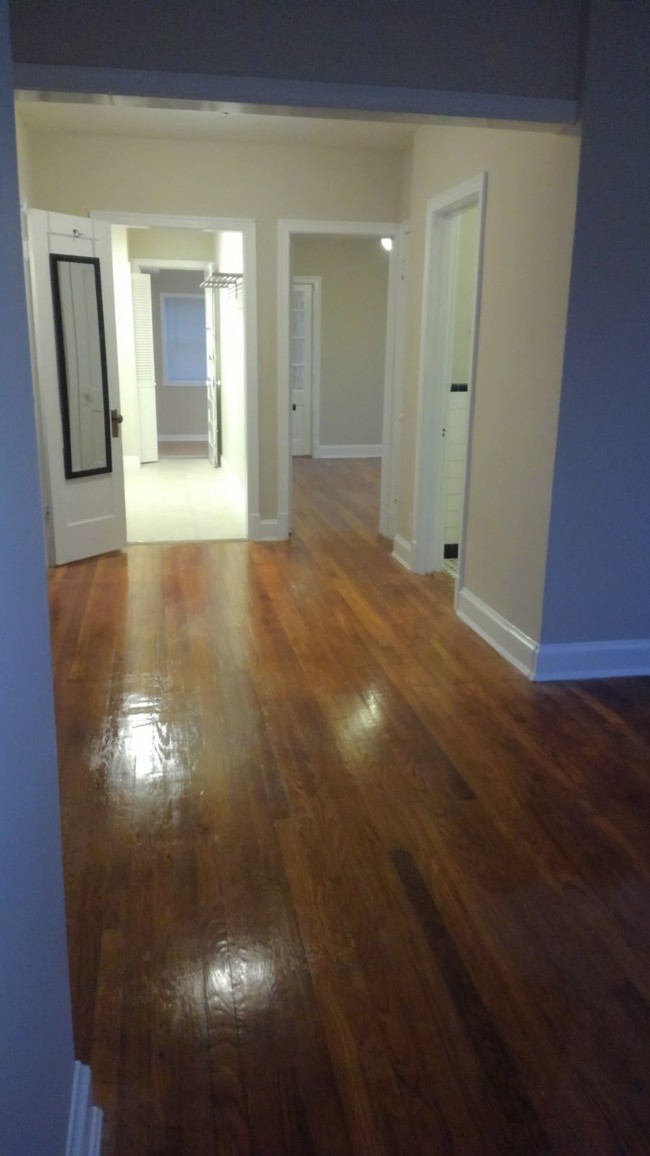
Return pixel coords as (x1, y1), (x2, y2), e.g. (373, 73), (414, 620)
(49, 458), (650, 1156)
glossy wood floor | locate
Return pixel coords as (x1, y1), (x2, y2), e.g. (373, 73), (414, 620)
(49, 459), (650, 1156)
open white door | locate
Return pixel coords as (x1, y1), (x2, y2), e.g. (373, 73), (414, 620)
(28, 210), (127, 565)
(291, 281), (314, 456)
(130, 272), (158, 463)
(204, 267), (220, 468)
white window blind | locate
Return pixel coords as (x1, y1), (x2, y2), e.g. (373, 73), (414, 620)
(161, 294), (207, 384)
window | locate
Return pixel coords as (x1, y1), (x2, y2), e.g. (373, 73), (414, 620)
(161, 294), (207, 384)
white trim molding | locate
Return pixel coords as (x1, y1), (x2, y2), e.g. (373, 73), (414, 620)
(157, 434), (208, 442)
(533, 639), (650, 682)
(248, 513), (289, 541)
(66, 1062), (102, 1156)
(456, 587), (538, 678)
(392, 534), (414, 571)
(319, 444), (382, 458)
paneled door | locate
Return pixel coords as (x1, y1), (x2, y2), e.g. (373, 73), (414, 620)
(204, 268), (221, 468)
(291, 281), (314, 456)
(27, 210), (127, 565)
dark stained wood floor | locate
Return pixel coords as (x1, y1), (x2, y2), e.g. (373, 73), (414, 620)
(49, 459), (650, 1156)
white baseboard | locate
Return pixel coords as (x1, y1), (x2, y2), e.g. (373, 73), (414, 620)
(248, 511), (289, 541)
(122, 454), (141, 470)
(456, 586), (538, 678)
(392, 534), (413, 571)
(533, 638), (650, 681)
(157, 434), (208, 442)
(66, 1062), (102, 1156)
(318, 444), (382, 459)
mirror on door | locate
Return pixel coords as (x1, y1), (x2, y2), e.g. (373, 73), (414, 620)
(50, 254), (112, 479)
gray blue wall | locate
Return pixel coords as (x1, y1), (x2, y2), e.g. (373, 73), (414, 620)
(0, 4), (75, 1153)
(542, 0), (650, 643)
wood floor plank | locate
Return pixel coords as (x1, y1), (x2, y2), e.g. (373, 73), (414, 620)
(49, 458), (650, 1156)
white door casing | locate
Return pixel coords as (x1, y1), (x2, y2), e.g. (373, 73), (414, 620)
(27, 209), (127, 565)
(130, 272), (158, 463)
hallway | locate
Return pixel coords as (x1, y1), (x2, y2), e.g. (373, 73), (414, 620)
(49, 460), (650, 1156)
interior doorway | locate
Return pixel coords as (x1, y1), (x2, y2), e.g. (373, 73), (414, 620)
(411, 174), (486, 592)
(277, 219), (404, 539)
(101, 212), (257, 544)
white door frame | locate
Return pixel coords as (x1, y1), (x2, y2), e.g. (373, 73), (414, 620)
(92, 210), (258, 538)
(278, 218), (400, 537)
(292, 275), (322, 457)
(411, 174), (486, 589)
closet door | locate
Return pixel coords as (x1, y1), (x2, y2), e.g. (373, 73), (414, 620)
(204, 272), (220, 468)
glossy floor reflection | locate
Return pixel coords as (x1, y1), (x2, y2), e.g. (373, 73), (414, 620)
(50, 459), (650, 1156)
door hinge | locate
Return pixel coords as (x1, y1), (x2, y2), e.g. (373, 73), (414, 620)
(44, 505), (51, 523)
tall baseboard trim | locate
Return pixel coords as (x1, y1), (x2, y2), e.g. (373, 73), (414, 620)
(456, 587), (537, 678)
(66, 1062), (102, 1156)
(122, 455), (141, 469)
(533, 639), (650, 682)
(392, 534), (413, 571)
(157, 434), (208, 442)
(318, 444), (382, 459)
(248, 512), (289, 541)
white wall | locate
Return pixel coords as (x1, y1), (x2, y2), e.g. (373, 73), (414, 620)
(216, 230), (247, 492)
(292, 236), (389, 451)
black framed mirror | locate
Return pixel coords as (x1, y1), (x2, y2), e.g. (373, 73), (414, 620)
(50, 254), (112, 479)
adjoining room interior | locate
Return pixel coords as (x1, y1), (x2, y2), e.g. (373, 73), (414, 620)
(118, 225), (248, 542)
(289, 232), (392, 532)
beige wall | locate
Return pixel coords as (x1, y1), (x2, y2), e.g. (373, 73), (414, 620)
(293, 236), (389, 449)
(128, 227), (215, 262)
(20, 126), (405, 514)
(14, 111), (33, 202)
(402, 124), (580, 638)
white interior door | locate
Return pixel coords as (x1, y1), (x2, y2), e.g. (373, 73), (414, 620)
(204, 270), (220, 468)
(27, 209), (127, 565)
(291, 281), (314, 456)
(130, 272), (158, 463)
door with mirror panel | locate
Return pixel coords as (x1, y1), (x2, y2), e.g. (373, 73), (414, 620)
(27, 210), (127, 565)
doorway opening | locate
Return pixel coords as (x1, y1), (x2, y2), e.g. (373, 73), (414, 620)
(411, 174), (486, 595)
(99, 211), (258, 546)
(278, 219), (405, 539)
